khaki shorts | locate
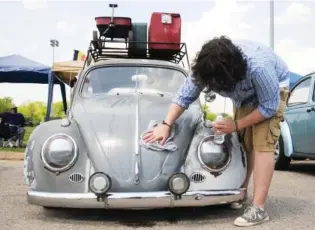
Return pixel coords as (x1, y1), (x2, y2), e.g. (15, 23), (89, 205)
(233, 87), (289, 153)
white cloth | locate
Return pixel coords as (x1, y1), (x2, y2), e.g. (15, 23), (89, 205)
(140, 120), (178, 152)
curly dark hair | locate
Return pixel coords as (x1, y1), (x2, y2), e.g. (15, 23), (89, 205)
(191, 36), (247, 93)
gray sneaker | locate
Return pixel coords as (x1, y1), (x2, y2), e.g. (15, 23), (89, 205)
(233, 205), (270, 227)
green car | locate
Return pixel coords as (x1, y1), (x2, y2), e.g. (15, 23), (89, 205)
(275, 73), (315, 170)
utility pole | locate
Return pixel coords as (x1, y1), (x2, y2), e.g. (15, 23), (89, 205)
(49, 39), (59, 118)
(270, 0), (274, 50)
(50, 39), (59, 63)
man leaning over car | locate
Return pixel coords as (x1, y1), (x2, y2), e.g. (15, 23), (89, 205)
(143, 36), (289, 227)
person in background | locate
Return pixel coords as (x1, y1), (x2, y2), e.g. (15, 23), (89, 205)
(1, 106), (26, 147)
(11, 107), (26, 147)
(143, 36), (289, 227)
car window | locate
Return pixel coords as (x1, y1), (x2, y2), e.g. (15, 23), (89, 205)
(287, 77), (312, 106)
(313, 81), (315, 102)
(81, 66), (186, 97)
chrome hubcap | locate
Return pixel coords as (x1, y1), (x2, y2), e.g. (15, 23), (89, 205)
(274, 141), (280, 162)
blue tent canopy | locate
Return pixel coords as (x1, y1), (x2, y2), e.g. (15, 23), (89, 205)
(0, 55), (67, 121)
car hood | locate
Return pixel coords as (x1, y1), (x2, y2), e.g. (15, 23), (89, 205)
(72, 94), (200, 192)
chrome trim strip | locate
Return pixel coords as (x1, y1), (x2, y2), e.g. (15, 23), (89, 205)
(134, 161), (139, 185)
(134, 80), (141, 184)
(27, 189), (245, 209)
(135, 79), (140, 156)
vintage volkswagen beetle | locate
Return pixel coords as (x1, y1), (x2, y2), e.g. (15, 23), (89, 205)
(24, 10), (247, 208)
(275, 72), (315, 170)
(24, 56), (247, 209)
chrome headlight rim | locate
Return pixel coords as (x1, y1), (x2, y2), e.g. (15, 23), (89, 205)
(197, 135), (232, 173)
(41, 133), (78, 173)
(88, 172), (112, 195)
(167, 173), (190, 196)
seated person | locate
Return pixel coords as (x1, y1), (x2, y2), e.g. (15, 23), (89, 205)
(0, 116), (11, 141)
(0, 107), (25, 147)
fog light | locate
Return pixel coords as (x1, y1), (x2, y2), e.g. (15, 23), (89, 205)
(168, 173), (190, 195)
(89, 172), (111, 195)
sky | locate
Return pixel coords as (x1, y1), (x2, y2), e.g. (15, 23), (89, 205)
(0, 0), (315, 114)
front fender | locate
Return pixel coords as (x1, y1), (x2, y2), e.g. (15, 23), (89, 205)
(183, 121), (247, 191)
(280, 120), (294, 157)
(24, 119), (92, 193)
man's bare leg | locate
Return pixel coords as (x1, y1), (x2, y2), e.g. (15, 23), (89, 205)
(252, 151), (275, 208)
(229, 150), (254, 209)
(233, 150), (274, 226)
(242, 150), (255, 189)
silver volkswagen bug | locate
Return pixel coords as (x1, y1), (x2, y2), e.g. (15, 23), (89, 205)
(24, 23), (247, 209)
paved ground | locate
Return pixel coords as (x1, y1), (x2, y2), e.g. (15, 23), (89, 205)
(1, 160), (315, 230)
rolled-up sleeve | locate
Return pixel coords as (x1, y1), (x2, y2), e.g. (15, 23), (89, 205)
(171, 73), (203, 109)
(252, 66), (280, 119)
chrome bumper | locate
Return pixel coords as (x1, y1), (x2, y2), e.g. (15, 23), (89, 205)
(27, 189), (246, 209)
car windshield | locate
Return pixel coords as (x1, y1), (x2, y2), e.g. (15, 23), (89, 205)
(81, 66), (186, 97)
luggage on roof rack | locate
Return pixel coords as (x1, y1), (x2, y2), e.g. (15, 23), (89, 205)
(84, 4), (190, 69)
(94, 3), (132, 40)
(128, 23), (148, 57)
(148, 12), (181, 58)
(95, 16), (132, 39)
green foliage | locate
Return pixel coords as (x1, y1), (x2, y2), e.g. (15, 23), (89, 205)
(0, 96), (67, 125)
(52, 101), (66, 119)
(201, 103), (232, 121)
(205, 112), (217, 121)
(19, 101), (47, 125)
(201, 104), (208, 112)
(0, 97), (14, 113)
(222, 113), (232, 118)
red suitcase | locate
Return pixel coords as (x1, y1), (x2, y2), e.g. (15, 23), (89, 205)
(148, 12), (181, 52)
(95, 17), (132, 39)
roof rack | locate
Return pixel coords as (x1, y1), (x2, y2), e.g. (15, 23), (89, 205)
(84, 38), (190, 69)
(83, 3), (190, 69)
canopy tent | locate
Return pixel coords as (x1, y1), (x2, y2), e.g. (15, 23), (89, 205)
(52, 60), (84, 85)
(0, 54), (67, 121)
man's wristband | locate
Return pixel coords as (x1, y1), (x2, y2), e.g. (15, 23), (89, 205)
(162, 120), (171, 128)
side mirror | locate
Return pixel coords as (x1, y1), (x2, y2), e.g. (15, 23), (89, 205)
(205, 92), (216, 103)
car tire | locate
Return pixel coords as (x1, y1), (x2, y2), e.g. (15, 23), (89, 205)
(274, 135), (291, 171)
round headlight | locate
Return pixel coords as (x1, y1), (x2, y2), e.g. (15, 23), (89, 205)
(41, 133), (78, 172)
(89, 172), (112, 195)
(198, 135), (231, 173)
(168, 173), (190, 196)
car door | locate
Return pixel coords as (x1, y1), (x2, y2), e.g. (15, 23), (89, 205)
(285, 75), (313, 154)
(306, 76), (315, 154)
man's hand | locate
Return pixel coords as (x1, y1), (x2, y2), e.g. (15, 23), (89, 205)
(213, 117), (236, 134)
(143, 124), (171, 145)
(213, 108), (267, 134)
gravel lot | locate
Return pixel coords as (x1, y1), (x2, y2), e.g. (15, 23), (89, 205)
(1, 160), (315, 230)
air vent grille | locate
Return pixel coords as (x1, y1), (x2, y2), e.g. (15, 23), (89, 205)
(69, 173), (85, 183)
(190, 172), (206, 183)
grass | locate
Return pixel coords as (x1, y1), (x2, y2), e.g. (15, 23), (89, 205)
(0, 126), (35, 152)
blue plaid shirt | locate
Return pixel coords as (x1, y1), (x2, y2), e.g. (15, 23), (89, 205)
(172, 40), (290, 118)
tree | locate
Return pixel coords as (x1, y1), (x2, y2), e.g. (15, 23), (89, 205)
(19, 101), (47, 125)
(0, 97), (14, 113)
(52, 101), (66, 118)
